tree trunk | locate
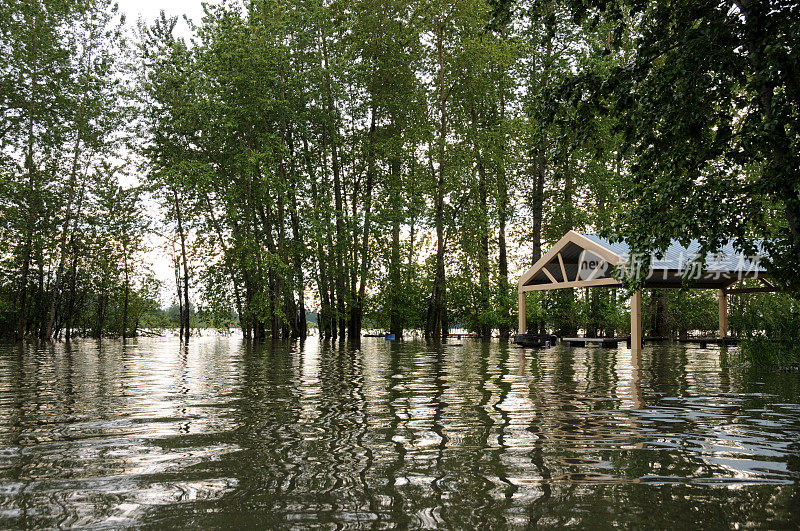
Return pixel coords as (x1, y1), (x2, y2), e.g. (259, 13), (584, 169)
(175, 256), (183, 342)
(287, 129), (307, 339)
(202, 190), (245, 332)
(304, 133), (333, 338)
(95, 291), (105, 340)
(172, 187), (190, 344)
(561, 154), (576, 336)
(472, 103), (491, 338)
(321, 33), (347, 341)
(256, 193), (279, 339)
(46, 121), (84, 340)
(16, 31), (39, 341)
(427, 21), (448, 340)
(530, 148), (545, 266)
(389, 139), (403, 339)
(122, 248), (129, 340)
(652, 289), (668, 337)
(351, 105), (377, 341)
(277, 131), (289, 339)
(497, 79), (510, 340)
(529, 10), (553, 267)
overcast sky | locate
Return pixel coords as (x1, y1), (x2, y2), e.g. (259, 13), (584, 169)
(116, 1), (216, 305)
(117, 0), (209, 36)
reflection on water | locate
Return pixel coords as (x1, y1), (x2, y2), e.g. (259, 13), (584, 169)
(0, 338), (797, 527)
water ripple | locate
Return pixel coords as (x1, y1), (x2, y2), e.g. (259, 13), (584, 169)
(0, 338), (797, 527)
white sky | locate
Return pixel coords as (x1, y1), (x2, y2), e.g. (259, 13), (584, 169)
(117, 0), (209, 35)
(116, 1), (211, 306)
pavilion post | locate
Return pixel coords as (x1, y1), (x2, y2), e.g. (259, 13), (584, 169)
(718, 289), (728, 339)
(518, 289), (527, 335)
(631, 290), (642, 354)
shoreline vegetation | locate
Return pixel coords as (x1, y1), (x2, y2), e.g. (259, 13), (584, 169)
(1, 1), (798, 366)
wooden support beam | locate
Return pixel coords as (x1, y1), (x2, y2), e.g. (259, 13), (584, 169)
(586, 259), (607, 281)
(542, 266), (558, 284)
(718, 289), (728, 339)
(557, 253), (568, 282)
(518, 289), (527, 335)
(521, 277), (621, 292)
(575, 250), (585, 281)
(631, 290), (642, 355)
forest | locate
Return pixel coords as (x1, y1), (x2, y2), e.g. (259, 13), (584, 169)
(1, 0), (798, 346)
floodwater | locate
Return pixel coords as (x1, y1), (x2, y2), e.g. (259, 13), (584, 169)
(0, 337), (798, 528)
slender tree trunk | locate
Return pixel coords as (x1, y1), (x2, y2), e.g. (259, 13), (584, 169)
(286, 129), (307, 339)
(332, 138), (346, 340)
(349, 162), (360, 339)
(304, 133), (333, 338)
(244, 166), (267, 341)
(96, 295), (104, 339)
(529, 12), (553, 266)
(62, 166), (89, 341)
(351, 105), (377, 341)
(320, 123), (338, 340)
(230, 216), (254, 339)
(122, 245), (129, 340)
(202, 190), (244, 331)
(497, 108), (510, 339)
(64, 251), (80, 341)
(175, 255), (183, 342)
(389, 137), (403, 339)
(46, 122), (84, 340)
(16, 33), (39, 341)
(530, 151), (546, 266)
(471, 103), (490, 338)
(322, 33), (347, 340)
(494, 29), (511, 340)
(277, 130), (290, 339)
(256, 190), (279, 339)
(427, 21), (448, 340)
(562, 155), (576, 336)
(528, 16), (554, 336)
(587, 288), (599, 338)
(172, 187), (190, 343)
(36, 252), (45, 340)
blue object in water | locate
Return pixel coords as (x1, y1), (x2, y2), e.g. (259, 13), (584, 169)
(385, 334), (396, 341)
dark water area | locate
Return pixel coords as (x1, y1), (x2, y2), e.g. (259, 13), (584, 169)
(0, 337), (798, 528)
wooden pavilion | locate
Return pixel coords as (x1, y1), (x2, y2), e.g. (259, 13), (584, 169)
(517, 231), (777, 353)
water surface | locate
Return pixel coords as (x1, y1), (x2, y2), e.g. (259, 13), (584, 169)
(0, 337), (798, 528)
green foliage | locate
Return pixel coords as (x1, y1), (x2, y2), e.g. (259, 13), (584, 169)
(567, 0), (800, 294)
(731, 291), (800, 367)
(0, 0), (154, 340)
(2, 0), (797, 349)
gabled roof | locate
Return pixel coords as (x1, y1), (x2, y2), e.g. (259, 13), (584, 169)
(519, 230), (767, 292)
(580, 234), (767, 274)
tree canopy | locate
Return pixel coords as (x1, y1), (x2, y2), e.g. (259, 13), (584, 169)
(0, 0), (796, 343)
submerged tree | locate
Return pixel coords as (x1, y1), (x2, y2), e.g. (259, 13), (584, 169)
(0, 0), (158, 340)
(3, 0), (796, 343)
